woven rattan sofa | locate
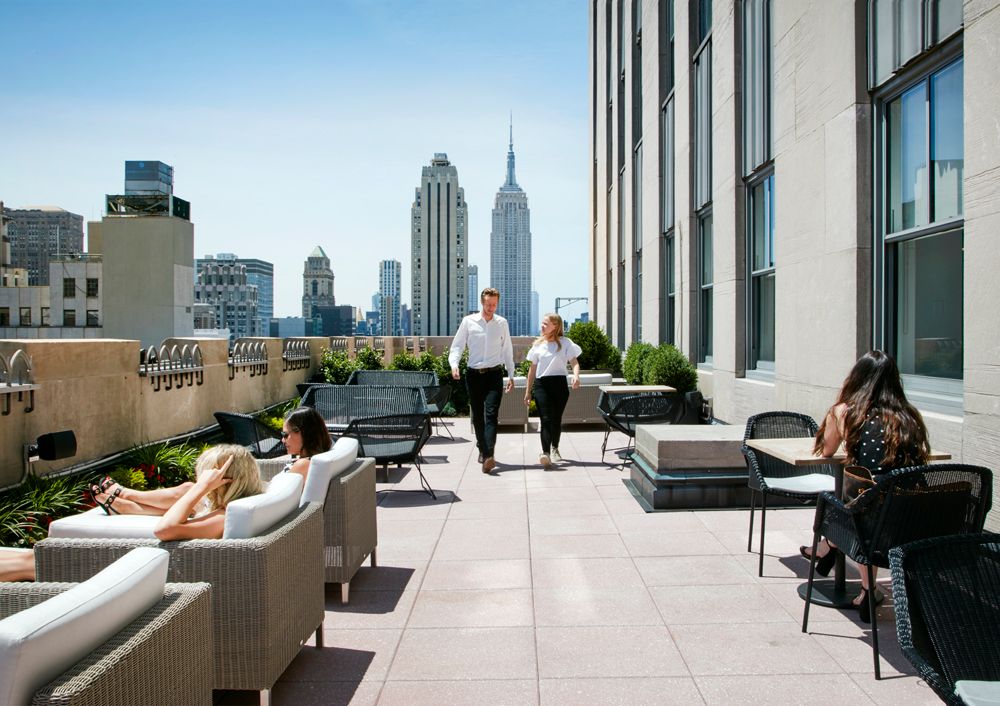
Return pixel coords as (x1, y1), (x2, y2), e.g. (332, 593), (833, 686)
(34, 503), (325, 706)
(2, 551), (212, 706)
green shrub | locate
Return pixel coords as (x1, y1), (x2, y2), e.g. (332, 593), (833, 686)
(389, 350), (419, 370)
(108, 467), (148, 491)
(355, 345), (383, 370)
(320, 349), (358, 384)
(567, 321), (622, 375)
(622, 341), (656, 384)
(257, 397), (300, 433)
(642, 343), (698, 393)
(514, 359), (531, 377)
(0, 473), (90, 546)
(434, 350), (470, 415)
(122, 441), (200, 489)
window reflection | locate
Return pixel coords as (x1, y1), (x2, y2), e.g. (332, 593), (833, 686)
(888, 82), (928, 232)
(931, 60), (963, 221)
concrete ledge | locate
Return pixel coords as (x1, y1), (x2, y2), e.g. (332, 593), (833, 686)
(635, 424), (746, 471)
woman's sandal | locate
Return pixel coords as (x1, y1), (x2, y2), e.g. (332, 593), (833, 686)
(92, 486), (122, 515)
(799, 540), (838, 577)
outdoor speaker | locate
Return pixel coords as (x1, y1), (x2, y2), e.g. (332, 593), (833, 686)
(36, 430), (77, 461)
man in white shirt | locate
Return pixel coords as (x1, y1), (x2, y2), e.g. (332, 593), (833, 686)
(449, 287), (515, 473)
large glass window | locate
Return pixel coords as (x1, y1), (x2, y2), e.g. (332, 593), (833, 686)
(63, 278), (75, 298)
(699, 213), (713, 363)
(749, 175), (775, 369)
(879, 55), (964, 383)
(618, 168), (626, 348)
(870, 0), (963, 87)
(633, 143), (643, 340)
(693, 42), (712, 209)
(659, 0), (675, 345)
(662, 233), (675, 344)
(743, 0), (772, 175)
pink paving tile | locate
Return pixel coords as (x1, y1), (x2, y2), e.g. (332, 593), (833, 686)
(533, 586), (663, 626)
(531, 557), (645, 589)
(421, 558), (532, 590)
(539, 677), (704, 705)
(535, 626), (689, 678)
(379, 679), (539, 706)
(407, 588), (534, 628)
(694, 674), (873, 705)
(387, 627), (537, 681)
(530, 533), (630, 559)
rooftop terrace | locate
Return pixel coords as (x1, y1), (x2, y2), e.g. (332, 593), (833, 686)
(219, 423), (942, 706)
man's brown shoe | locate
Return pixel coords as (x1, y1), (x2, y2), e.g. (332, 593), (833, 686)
(482, 457), (496, 473)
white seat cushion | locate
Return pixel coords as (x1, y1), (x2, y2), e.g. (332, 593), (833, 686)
(764, 474), (836, 495)
(0, 547), (168, 706)
(47, 506), (161, 539)
(576, 373), (613, 385)
(300, 437), (359, 506)
(223, 471), (303, 539)
(955, 680), (1000, 706)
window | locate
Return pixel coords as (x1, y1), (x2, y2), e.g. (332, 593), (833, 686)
(86, 310), (100, 327)
(63, 278), (75, 298)
(698, 213), (714, 363)
(662, 233), (675, 344)
(874, 8), (964, 387)
(748, 175), (775, 369)
(40, 307), (49, 326)
(633, 143), (643, 340)
(659, 0), (675, 344)
(63, 309), (76, 327)
(617, 167), (626, 348)
(693, 42), (712, 209)
(86, 278), (99, 297)
(743, 0), (774, 372)
(19, 307), (31, 326)
(0, 308), (9, 326)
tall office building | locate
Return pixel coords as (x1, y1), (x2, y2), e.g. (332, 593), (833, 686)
(88, 160), (193, 348)
(531, 290), (539, 335)
(379, 259), (402, 336)
(466, 264), (479, 313)
(489, 126), (532, 335)
(411, 153), (467, 335)
(2, 206), (84, 285)
(196, 253), (273, 337)
(301, 246), (335, 319)
(591, 0), (1000, 473)
(193, 258), (259, 341)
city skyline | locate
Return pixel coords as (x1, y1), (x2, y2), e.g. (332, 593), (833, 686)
(0, 1), (590, 326)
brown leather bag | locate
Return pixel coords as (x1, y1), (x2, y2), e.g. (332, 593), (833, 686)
(843, 465), (876, 505)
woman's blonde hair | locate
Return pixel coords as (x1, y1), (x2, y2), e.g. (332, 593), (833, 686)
(196, 444), (263, 510)
(533, 313), (564, 350)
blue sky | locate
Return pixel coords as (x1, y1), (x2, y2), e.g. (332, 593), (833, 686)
(0, 0), (591, 323)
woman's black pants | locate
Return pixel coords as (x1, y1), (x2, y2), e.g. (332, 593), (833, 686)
(533, 376), (569, 454)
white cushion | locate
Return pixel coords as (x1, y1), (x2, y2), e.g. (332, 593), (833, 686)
(223, 472), (302, 539)
(764, 474), (836, 495)
(0, 547), (168, 706)
(576, 373), (613, 385)
(300, 437), (359, 507)
(47, 506), (160, 540)
(955, 680), (1000, 706)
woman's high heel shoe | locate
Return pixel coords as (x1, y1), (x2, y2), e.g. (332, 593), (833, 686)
(799, 542), (838, 578)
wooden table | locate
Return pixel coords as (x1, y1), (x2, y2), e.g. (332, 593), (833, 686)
(599, 384), (677, 394)
(746, 436), (951, 608)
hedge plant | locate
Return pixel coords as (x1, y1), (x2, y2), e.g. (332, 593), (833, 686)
(642, 343), (698, 393)
(622, 341), (655, 384)
(566, 321), (622, 375)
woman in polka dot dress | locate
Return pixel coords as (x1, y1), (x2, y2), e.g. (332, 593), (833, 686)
(803, 350), (930, 620)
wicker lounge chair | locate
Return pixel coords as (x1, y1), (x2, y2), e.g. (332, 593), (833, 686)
(214, 411), (286, 459)
(35, 503), (326, 705)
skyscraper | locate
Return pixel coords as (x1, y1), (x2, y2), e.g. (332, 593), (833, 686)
(411, 153), (467, 336)
(489, 124), (532, 335)
(301, 246), (335, 320)
(2, 206), (84, 285)
(196, 253), (273, 337)
(193, 257), (260, 341)
(379, 259), (402, 336)
(531, 290), (539, 335)
(467, 264), (479, 313)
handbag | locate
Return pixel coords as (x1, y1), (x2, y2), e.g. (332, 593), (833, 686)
(843, 465), (876, 505)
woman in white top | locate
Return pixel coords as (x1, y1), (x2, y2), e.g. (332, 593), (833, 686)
(523, 313), (582, 468)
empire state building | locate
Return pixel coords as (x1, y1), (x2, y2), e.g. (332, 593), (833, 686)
(489, 124), (532, 335)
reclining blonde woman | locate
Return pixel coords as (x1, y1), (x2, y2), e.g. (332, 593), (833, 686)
(90, 444), (264, 541)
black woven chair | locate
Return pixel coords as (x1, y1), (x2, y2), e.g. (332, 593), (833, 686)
(743, 411), (836, 576)
(890, 532), (1000, 705)
(597, 391), (687, 465)
(423, 384), (454, 439)
(213, 411), (286, 459)
(343, 413), (435, 498)
(802, 463), (993, 679)
(346, 370), (437, 387)
(301, 385), (428, 434)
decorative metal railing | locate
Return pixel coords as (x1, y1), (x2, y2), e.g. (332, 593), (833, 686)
(229, 339), (268, 379)
(0, 349), (37, 415)
(281, 338), (311, 371)
(139, 342), (204, 391)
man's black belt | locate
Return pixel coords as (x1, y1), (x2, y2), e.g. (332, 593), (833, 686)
(470, 365), (503, 374)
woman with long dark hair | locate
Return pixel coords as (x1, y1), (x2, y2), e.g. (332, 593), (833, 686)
(280, 407), (332, 480)
(804, 350), (930, 619)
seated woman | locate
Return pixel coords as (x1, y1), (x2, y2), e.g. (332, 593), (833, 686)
(0, 549), (35, 582)
(804, 350), (930, 620)
(91, 444), (264, 541)
(280, 407), (332, 480)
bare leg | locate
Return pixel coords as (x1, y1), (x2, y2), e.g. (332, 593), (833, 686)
(0, 549), (35, 581)
(94, 482), (193, 515)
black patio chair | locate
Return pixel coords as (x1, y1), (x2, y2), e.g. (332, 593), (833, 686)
(346, 370), (437, 388)
(213, 411), (286, 459)
(423, 384), (454, 439)
(597, 391), (687, 465)
(743, 411), (835, 576)
(343, 413), (435, 498)
(802, 463), (993, 679)
(890, 532), (1000, 705)
(301, 385), (428, 434)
